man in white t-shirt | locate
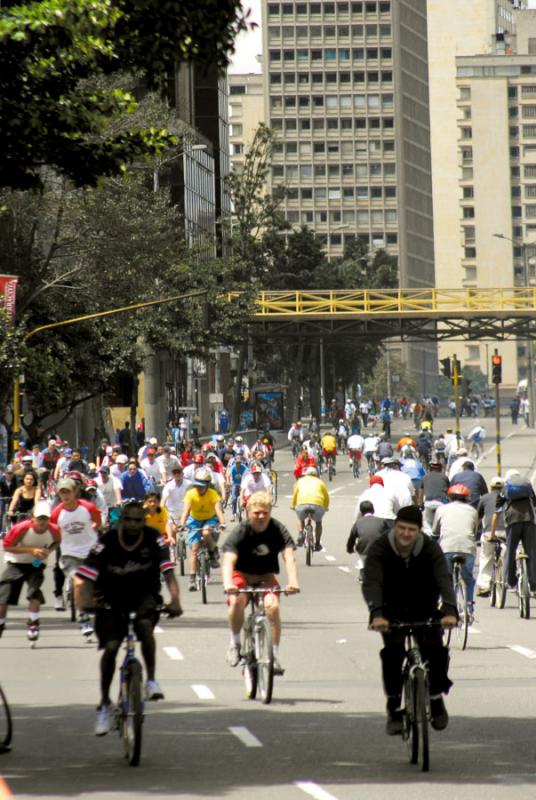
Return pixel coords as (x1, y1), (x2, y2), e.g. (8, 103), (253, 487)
(375, 457), (414, 508)
(161, 466), (190, 524)
(156, 446), (181, 483)
(140, 448), (163, 487)
(96, 466), (122, 515)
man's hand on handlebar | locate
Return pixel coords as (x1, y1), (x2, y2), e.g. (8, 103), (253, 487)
(370, 616), (390, 633)
(284, 585), (300, 595)
(163, 601), (183, 618)
(440, 614), (457, 630)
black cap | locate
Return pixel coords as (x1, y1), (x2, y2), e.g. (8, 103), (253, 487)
(395, 505), (423, 527)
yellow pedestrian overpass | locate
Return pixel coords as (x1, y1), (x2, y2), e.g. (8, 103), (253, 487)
(236, 287), (536, 340)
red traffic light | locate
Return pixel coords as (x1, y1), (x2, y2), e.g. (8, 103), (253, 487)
(491, 355), (502, 366)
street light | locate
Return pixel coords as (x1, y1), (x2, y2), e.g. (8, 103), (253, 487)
(493, 232), (535, 426)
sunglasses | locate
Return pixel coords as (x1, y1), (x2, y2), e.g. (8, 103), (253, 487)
(122, 516), (144, 522)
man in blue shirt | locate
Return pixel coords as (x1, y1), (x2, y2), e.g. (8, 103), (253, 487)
(120, 460), (151, 502)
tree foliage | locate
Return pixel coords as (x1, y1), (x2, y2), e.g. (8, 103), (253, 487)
(0, 0), (249, 190)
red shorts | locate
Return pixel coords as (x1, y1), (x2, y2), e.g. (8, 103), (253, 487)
(322, 449), (337, 459)
(349, 449), (362, 460)
(227, 571), (280, 605)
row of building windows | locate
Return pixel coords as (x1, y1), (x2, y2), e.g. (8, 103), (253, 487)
(272, 162), (398, 178)
(269, 70), (393, 85)
(270, 116), (394, 131)
(267, 2), (391, 17)
(462, 205), (536, 220)
(270, 93), (394, 111)
(272, 139), (395, 158)
(267, 23), (391, 40)
(268, 47), (392, 62)
(284, 209), (397, 225)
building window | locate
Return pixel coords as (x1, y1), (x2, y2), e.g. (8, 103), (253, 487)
(272, 166), (284, 178)
(313, 95), (324, 107)
(232, 143), (244, 155)
(270, 73), (282, 85)
(343, 187), (355, 198)
(300, 119), (311, 130)
(463, 207), (475, 218)
(314, 142), (326, 153)
(325, 49), (337, 61)
(371, 186), (382, 198)
(385, 186), (396, 198)
(284, 72), (296, 84)
(268, 3), (280, 14)
(341, 118), (353, 129)
(313, 118), (325, 129)
(312, 72), (323, 83)
(230, 85), (246, 95)
(461, 126), (472, 139)
(301, 188), (313, 199)
(269, 50), (281, 62)
(463, 186), (474, 198)
(327, 118), (339, 129)
(464, 247), (477, 259)
(523, 125), (536, 138)
(286, 142), (298, 153)
(285, 118), (297, 130)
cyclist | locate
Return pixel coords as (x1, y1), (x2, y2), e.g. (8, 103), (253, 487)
(74, 500), (182, 736)
(347, 432), (364, 472)
(432, 484), (479, 617)
(240, 462), (272, 508)
(0, 501), (60, 642)
(260, 429), (275, 464)
(120, 460), (151, 502)
(363, 433), (380, 474)
(178, 467), (225, 592)
(320, 430), (337, 474)
(490, 469), (536, 593)
(376, 457), (414, 508)
(233, 435), (251, 460)
(287, 422), (304, 456)
(7, 470), (41, 524)
(156, 445), (181, 483)
(336, 418), (349, 452)
(226, 454), (248, 519)
(346, 500), (390, 580)
(143, 491), (171, 539)
(362, 505), (457, 735)
(291, 466), (329, 550)
(356, 474), (399, 525)
(422, 459), (449, 534)
(293, 444), (318, 480)
(161, 465), (190, 535)
(222, 491), (299, 674)
(140, 447), (163, 489)
(38, 439), (61, 492)
(449, 460), (488, 508)
(96, 465), (122, 524)
(476, 476), (506, 597)
(50, 477), (102, 629)
(183, 452), (205, 483)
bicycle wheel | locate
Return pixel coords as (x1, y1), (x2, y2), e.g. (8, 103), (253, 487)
(497, 552), (508, 609)
(454, 578), (469, 650)
(305, 523), (313, 567)
(489, 563), (497, 608)
(122, 662), (143, 767)
(270, 472), (278, 506)
(328, 461), (333, 482)
(177, 538), (186, 578)
(0, 684), (13, 752)
(403, 671), (418, 765)
(414, 668), (430, 772)
(255, 617), (274, 704)
(241, 625), (257, 700)
(69, 579), (76, 623)
(519, 559), (530, 619)
(200, 553), (208, 605)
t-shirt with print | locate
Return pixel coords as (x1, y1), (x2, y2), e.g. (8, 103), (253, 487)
(50, 499), (101, 559)
(76, 526), (174, 610)
(222, 518), (295, 575)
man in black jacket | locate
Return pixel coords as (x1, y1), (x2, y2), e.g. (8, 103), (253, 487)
(362, 505), (457, 735)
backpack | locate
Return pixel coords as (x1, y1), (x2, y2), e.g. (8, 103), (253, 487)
(504, 478), (532, 502)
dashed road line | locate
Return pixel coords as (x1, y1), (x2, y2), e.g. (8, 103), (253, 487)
(336, 639), (348, 644)
(228, 726), (263, 748)
(325, 555), (336, 562)
(509, 644), (536, 659)
(338, 566), (350, 573)
(328, 487), (344, 495)
(295, 781), (340, 800)
(154, 625), (164, 633)
(163, 646), (184, 661)
(192, 684), (215, 700)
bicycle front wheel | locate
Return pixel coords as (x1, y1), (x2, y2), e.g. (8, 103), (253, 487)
(177, 538), (187, 577)
(403, 671), (418, 765)
(200, 554), (208, 605)
(255, 618), (274, 704)
(123, 662), (143, 767)
(241, 625), (257, 700)
(0, 685), (13, 752)
(414, 668), (430, 773)
(270, 472), (278, 507)
(497, 552), (508, 609)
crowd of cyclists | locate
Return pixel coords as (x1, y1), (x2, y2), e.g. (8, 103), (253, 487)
(0, 395), (534, 740)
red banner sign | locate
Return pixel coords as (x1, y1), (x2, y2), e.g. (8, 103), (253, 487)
(0, 275), (18, 321)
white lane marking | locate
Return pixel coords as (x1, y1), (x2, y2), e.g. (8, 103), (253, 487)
(192, 684), (215, 699)
(338, 566), (350, 573)
(325, 555), (336, 562)
(468, 626), (481, 634)
(328, 487), (344, 495)
(164, 646), (184, 660)
(228, 726), (263, 748)
(509, 644), (536, 659)
(295, 781), (340, 800)
(336, 639), (348, 644)
(154, 625), (164, 633)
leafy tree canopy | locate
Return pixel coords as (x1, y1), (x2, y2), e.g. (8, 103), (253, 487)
(0, 0), (249, 189)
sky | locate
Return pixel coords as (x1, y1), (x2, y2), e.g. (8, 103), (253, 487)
(229, 0), (536, 74)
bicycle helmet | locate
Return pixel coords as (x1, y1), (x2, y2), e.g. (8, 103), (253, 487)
(193, 467), (212, 485)
(235, 435), (244, 443)
(193, 453), (204, 464)
(250, 462), (263, 473)
(304, 466), (318, 477)
(67, 470), (84, 483)
(448, 483), (471, 499)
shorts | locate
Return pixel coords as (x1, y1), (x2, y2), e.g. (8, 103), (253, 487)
(227, 571), (280, 606)
(185, 515), (218, 546)
(59, 555), (85, 579)
(294, 504), (326, 523)
(322, 449), (337, 459)
(94, 596), (160, 650)
(0, 562), (46, 606)
(348, 449), (362, 460)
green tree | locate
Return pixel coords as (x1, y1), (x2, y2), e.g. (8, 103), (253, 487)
(0, 0), (249, 190)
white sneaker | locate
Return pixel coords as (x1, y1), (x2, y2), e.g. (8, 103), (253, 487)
(145, 679), (164, 701)
(54, 596), (65, 612)
(95, 704), (113, 736)
(226, 643), (241, 667)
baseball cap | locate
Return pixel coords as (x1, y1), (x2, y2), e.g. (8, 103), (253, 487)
(5, 464), (14, 473)
(22, 455), (33, 462)
(99, 465), (110, 474)
(396, 505), (423, 527)
(146, 448), (156, 455)
(381, 456), (395, 465)
(33, 501), (51, 518)
(251, 463), (262, 473)
(48, 439), (57, 447)
(370, 475), (384, 486)
(57, 478), (76, 491)
(116, 454), (128, 464)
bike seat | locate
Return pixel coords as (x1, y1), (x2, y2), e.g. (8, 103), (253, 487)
(451, 555), (466, 566)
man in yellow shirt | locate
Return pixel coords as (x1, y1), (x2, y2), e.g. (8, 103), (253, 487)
(291, 467), (330, 550)
(179, 468), (225, 591)
(320, 430), (338, 473)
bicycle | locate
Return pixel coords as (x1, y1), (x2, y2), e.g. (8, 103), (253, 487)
(0, 683), (12, 753)
(113, 611), (144, 766)
(349, 449), (361, 479)
(169, 522), (187, 577)
(488, 536), (507, 610)
(516, 542), (531, 619)
(390, 621), (443, 773)
(445, 555), (470, 651)
(325, 453), (335, 482)
(232, 587), (285, 705)
(291, 439), (301, 459)
(268, 469), (278, 507)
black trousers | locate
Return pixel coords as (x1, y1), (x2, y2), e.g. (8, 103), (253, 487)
(505, 521), (536, 589)
(380, 626), (452, 701)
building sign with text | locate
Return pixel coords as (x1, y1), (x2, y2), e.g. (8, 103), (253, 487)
(0, 275), (18, 321)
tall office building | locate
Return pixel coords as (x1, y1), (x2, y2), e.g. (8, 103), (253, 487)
(260, 0), (436, 391)
(428, 0), (530, 390)
(229, 73), (265, 172)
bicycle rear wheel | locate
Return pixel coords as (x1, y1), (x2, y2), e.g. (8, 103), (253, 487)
(241, 625), (257, 700)
(489, 562), (497, 608)
(519, 559), (530, 619)
(0, 684), (13, 752)
(68, 579), (76, 623)
(454, 578), (469, 650)
(256, 618), (274, 704)
(497, 553), (508, 609)
(123, 662), (143, 767)
(270, 472), (278, 507)
(305, 524), (313, 567)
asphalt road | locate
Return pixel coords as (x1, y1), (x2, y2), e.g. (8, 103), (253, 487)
(2, 415), (536, 799)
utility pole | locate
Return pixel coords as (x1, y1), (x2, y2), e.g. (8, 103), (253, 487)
(453, 354), (461, 447)
(492, 350), (502, 476)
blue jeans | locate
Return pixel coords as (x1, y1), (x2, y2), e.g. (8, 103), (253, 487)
(444, 551), (475, 605)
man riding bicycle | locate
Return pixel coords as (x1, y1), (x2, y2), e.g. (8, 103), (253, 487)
(178, 467), (225, 592)
(320, 431), (337, 474)
(222, 491), (299, 675)
(291, 466), (329, 550)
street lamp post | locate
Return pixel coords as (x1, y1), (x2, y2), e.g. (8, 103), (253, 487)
(493, 232), (535, 427)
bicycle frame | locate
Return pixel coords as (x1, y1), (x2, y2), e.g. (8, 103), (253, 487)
(236, 587), (284, 705)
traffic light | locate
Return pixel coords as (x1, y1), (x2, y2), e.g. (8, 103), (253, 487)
(491, 354), (502, 384)
(462, 377), (472, 397)
(453, 359), (461, 377)
(440, 358), (451, 379)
